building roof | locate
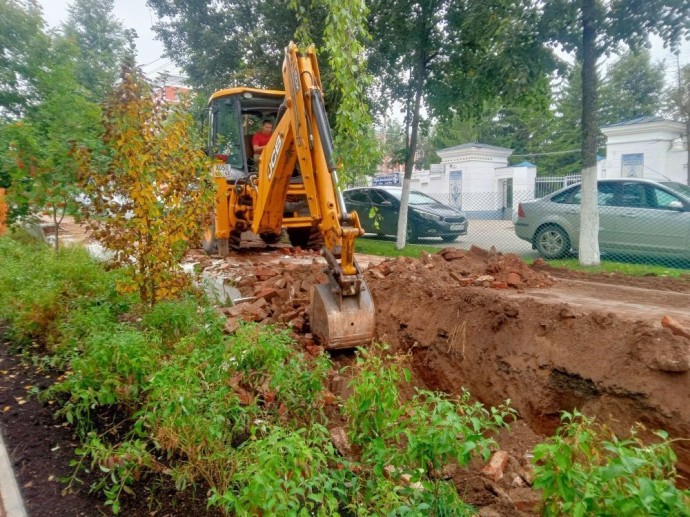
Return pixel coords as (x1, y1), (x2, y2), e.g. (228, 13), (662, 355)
(514, 161), (535, 167)
(438, 142), (513, 153)
(602, 116), (668, 128)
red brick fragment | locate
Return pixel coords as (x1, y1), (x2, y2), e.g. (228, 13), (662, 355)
(482, 451), (510, 482)
(661, 315), (690, 340)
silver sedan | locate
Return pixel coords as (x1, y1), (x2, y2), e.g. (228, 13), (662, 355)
(514, 178), (690, 260)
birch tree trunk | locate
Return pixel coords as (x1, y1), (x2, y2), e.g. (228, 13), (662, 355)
(578, 0), (600, 266)
(395, 52), (426, 250)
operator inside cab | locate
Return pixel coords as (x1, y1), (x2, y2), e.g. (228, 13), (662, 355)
(252, 119), (273, 167)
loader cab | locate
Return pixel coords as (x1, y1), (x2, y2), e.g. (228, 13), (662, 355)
(207, 88), (284, 180)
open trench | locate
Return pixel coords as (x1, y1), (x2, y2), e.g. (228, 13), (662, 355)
(366, 263), (690, 483)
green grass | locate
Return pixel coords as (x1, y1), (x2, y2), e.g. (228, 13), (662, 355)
(355, 237), (439, 258)
(532, 257), (690, 278)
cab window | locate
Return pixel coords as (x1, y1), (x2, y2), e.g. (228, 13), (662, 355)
(211, 98), (243, 169)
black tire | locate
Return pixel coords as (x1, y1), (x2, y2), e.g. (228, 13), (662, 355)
(260, 232), (281, 245)
(441, 234), (460, 243)
(534, 224), (570, 259)
(287, 225), (324, 250)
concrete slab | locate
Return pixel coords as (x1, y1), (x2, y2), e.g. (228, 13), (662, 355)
(0, 427), (27, 517)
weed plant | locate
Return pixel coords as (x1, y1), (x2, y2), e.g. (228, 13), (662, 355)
(533, 410), (690, 516)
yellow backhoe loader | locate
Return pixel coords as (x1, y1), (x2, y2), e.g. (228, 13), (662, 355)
(203, 42), (375, 350)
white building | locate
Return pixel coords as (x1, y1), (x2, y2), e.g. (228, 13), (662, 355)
(600, 116), (688, 184)
(410, 143), (536, 219)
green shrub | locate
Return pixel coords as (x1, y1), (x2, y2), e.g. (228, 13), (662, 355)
(140, 297), (203, 346)
(208, 425), (344, 515)
(49, 328), (163, 435)
(532, 410), (690, 516)
(0, 237), (124, 347)
(343, 346), (514, 515)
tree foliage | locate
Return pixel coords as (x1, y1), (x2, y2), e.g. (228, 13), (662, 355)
(2, 38), (101, 247)
(599, 48), (665, 125)
(368, 0), (557, 249)
(0, 0), (49, 118)
(62, 0), (136, 102)
(319, 0), (380, 180)
(81, 64), (213, 304)
(146, 0), (307, 92)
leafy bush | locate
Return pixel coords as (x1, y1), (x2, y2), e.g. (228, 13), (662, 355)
(0, 237), (123, 346)
(49, 329), (163, 435)
(344, 346), (514, 515)
(208, 425), (344, 515)
(142, 323), (330, 497)
(532, 410), (690, 516)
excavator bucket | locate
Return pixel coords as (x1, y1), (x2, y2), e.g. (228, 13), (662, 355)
(310, 281), (375, 350)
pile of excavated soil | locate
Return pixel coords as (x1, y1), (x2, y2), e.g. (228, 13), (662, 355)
(188, 247), (333, 343)
(368, 246), (554, 290)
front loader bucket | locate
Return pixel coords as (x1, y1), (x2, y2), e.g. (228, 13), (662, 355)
(310, 282), (375, 350)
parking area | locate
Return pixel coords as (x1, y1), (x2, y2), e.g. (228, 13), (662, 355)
(443, 219), (538, 257)
(362, 219), (538, 258)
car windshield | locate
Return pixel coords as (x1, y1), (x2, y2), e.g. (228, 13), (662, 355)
(385, 189), (439, 205)
(661, 182), (690, 199)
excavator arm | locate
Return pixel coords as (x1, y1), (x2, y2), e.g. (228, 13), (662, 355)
(247, 43), (374, 349)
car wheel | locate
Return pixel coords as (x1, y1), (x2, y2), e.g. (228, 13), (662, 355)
(534, 224), (570, 259)
(441, 234), (460, 243)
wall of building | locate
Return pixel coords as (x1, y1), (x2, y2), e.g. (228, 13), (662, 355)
(601, 120), (687, 184)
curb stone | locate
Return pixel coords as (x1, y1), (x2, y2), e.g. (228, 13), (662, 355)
(0, 426), (27, 517)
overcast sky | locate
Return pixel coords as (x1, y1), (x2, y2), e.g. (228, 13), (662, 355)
(37, 1), (689, 84)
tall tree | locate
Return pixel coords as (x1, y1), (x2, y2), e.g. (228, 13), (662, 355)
(147, 0), (310, 91)
(62, 0), (136, 101)
(0, 0), (49, 118)
(369, 0), (557, 249)
(599, 48), (665, 125)
(540, 0), (690, 266)
(523, 64), (587, 177)
(665, 63), (690, 184)
(2, 38), (101, 245)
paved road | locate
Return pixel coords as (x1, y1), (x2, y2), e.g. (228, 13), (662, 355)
(362, 219), (539, 258)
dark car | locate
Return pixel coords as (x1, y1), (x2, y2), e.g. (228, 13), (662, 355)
(343, 187), (468, 242)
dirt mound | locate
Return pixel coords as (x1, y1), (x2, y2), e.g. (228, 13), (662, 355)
(190, 247), (330, 342)
(367, 245), (553, 290)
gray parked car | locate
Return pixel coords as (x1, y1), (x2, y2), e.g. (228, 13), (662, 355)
(514, 178), (690, 260)
(343, 187), (468, 242)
